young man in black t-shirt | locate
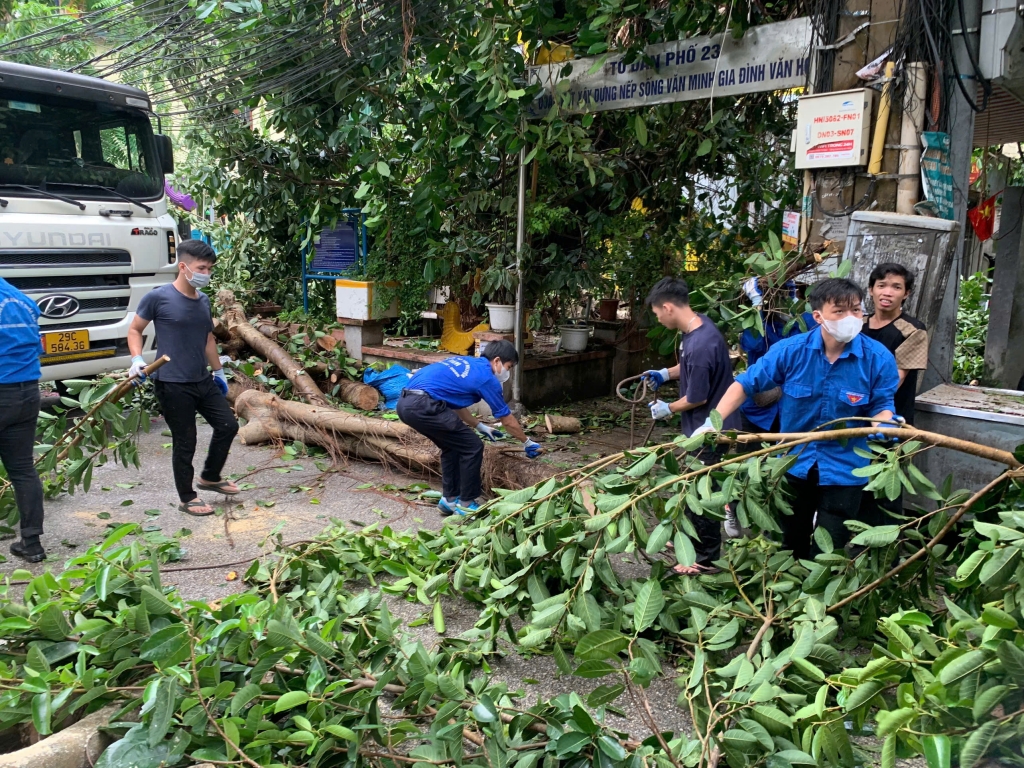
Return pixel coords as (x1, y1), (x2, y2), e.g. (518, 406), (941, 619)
(862, 262), (928, 424)
(861, 262), (927, 523)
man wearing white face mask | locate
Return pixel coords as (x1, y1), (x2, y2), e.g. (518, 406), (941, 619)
(693, 278), (899, 558)
(396, 340), (541, 516)
(127, 240), (239, 517)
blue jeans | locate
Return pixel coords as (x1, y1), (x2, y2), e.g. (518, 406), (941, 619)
(0, 381), (44, 538)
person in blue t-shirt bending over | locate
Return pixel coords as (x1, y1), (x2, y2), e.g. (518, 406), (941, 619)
(694, 278), (900, 559)
(397, 340), (542, 516)
(0, 277), (46, 562)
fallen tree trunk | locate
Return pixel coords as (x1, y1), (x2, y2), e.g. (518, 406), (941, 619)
(217, 290), (331, 408)
(233, 389), (553, 490)
(0, 705), (119, 768)
(305, 362), (380, 410)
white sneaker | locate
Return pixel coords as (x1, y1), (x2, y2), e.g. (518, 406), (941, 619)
(724, 506), (742, 538)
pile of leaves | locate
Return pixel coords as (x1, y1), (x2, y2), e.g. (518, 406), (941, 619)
(2, 428), (1023, 768)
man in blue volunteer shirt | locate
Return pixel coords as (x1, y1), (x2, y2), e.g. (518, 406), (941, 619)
(127, 240), (239, 517)
(397, 340), (541, 516)
(640, 276), (740, 575)
(698, 278), (899, 558)
(0, 277), (46, 561)
(737, 278), (816, 434)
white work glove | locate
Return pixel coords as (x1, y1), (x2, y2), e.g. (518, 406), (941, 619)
(742, 277), (763, 307)
(692, 417), (717, 437)
(212, 368), (229, 396)
(128, 355), (148, 385)
(649, 400), (673, 420)
(476, 422), (503, 442)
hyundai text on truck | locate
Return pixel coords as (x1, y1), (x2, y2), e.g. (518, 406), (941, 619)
(0, 61), (178, 381)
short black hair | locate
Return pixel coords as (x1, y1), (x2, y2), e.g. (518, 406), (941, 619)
(482, 339), (518, 365)
(646, 277), (690, 308)
(868, 261), (915, 294)
(178, 239), (217, 265)
(809, 278), (864, 311)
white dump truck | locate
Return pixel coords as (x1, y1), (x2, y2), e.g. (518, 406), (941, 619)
(0, 61), (178, 382)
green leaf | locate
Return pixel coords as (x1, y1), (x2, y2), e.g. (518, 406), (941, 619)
(972, 684), (1008, 721)
(922, 734), (951, 768)
(844, 680), (884, 712)
(139, 625), (190, 668)
(632, 579), (664, 633)
(32, 691), (51, 736)
(978, 546), (1021, 587)
(472, 694), (498, 722)
(849, 525), (900, 547)
(230, 683), (263, 716)
(148, 678), (176, 747)
(273, 690), (309, 713)
(140, 585), (175, 616)
(881, 735), (896, 768)
(696, 138), (713, 157)
(959, 720), (997, 768)
(874, 707), (915, 737)
(325, 724), (358, 741)
(553, 642), (573, 675)
(555, 731), (590, 757)
(575, 630), (628, 660)
(635, 115), (648, 147)
(938, 649), (991, 686)
(646, 523), (672, 554)
(997, 640), (1024, 684)
(26, 644), (50, 674)
(376, 160), (390, 177)
(981, 605), (1018, 629)
(587, 684), (624, 708)
(38, 605), (73, 640)
(750, 705), (793, 735)
(574, 660), (617, 678)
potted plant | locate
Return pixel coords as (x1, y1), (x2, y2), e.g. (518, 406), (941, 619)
(557, 298), (593, 353)
(478, 255), (518, 333)
(597, 275), (620, 322)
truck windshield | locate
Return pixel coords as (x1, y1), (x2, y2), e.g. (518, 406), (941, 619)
(0, 89), (163, 201)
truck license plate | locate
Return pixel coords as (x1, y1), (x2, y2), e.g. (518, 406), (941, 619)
(42, 330), (90, 355)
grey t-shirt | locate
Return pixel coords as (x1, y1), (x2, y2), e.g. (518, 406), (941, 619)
(136, 283), (213, 383)
(678, 314), (742, 437)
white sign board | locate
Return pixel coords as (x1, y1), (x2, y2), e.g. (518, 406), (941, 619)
(528, 17), (811, 116)
(793, 88), (873, 169)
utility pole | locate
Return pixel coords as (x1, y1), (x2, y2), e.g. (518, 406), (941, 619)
(922, 0), (980, 390)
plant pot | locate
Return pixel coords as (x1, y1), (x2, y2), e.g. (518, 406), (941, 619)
(486, 303), (516, 332)
(597, 298), (620, 322)
(558, 324), (593, 353)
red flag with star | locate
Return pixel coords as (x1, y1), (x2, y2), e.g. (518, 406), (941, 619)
(968, 193), (1000, 241)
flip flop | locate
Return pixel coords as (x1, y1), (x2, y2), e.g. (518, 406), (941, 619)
(196, 479), (240, 495)
(666, 563), (722, 579)
(180, 499), (216, 516)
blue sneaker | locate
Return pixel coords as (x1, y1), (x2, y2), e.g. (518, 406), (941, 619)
(438, 497), (461, 516)
(455, 500), (480, 515)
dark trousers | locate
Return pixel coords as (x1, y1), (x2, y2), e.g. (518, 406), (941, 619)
(154, 378), (238, 503)
(0, 382), (44, 538)
(784, 466), (863, 559)
(689, 446), (725, 566)
(397, 392), (483, 501)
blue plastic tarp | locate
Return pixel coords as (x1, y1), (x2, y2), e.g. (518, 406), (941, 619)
(363, 364), (413, 409)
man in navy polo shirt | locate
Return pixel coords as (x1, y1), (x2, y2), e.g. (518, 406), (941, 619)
(699, 278), (899, 558)
(0, 277), (46, 562)
(396, 340), (541, 516)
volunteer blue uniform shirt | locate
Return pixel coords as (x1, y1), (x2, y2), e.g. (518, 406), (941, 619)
(407, 356), (511, 418)
(739, 311), (816, 430)
(0, 277), (42, 384)
(735, 327), (898, 486)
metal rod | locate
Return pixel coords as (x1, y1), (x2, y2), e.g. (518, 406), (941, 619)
(512, 142), (527, 405)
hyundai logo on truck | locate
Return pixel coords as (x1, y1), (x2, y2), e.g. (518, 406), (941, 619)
(36, 294), (80, 319)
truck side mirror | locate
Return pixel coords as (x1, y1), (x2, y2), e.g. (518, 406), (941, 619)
(155, 134), (174, 174)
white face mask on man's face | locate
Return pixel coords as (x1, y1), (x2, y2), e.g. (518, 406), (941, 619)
(183, 263), (211, 290)
(495, 365), (510, 384)
(821, 315), (862, 343)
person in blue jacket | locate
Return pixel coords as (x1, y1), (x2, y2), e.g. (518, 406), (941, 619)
(397, 340), (541, 516)
(694, 278), (900, 558)
(0, 277), (46, 562)
(737, 278), (816, 433)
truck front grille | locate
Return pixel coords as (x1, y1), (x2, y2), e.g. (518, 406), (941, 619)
(0, 249), (131, 268)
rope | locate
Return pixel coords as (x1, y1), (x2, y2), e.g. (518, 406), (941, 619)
(616, 374), (659, 450)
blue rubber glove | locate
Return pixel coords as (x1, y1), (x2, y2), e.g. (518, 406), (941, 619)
(128, 355), (148, 386)
(868, 415), (905, 442)
(641, 368), (671, 390)
(212, 368), (229, 396)
(476, 422), (503, 442)
(524, 439), (543, 458)
(649, 400), (673, 420)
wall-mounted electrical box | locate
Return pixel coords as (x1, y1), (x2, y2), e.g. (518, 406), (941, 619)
(793, 88), (874, 169)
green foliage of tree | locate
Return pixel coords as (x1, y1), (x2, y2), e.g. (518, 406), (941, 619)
(953, 271), (990, 385)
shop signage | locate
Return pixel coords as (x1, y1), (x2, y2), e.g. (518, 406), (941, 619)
(528, 17), (811, 116)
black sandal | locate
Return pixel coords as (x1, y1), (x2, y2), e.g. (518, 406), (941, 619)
(196, 479), (240, 495)
(179, 499), (216, 516)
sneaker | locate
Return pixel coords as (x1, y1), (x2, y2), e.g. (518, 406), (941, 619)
(455, 500), (481, 515)
(724, 506), (742, 539)
(10, 538), (45, 563)
(438, 497), (461, 516)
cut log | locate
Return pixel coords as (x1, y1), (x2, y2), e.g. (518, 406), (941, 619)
(316, 334), (338, 352)
(303, 362), (379, 410)
(0, 705), (119, 768)
(233, 390), (553, 490)
(211, 316), (232, 341)
(545, 414), (582, 434)
(218, 290), (331, 408)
